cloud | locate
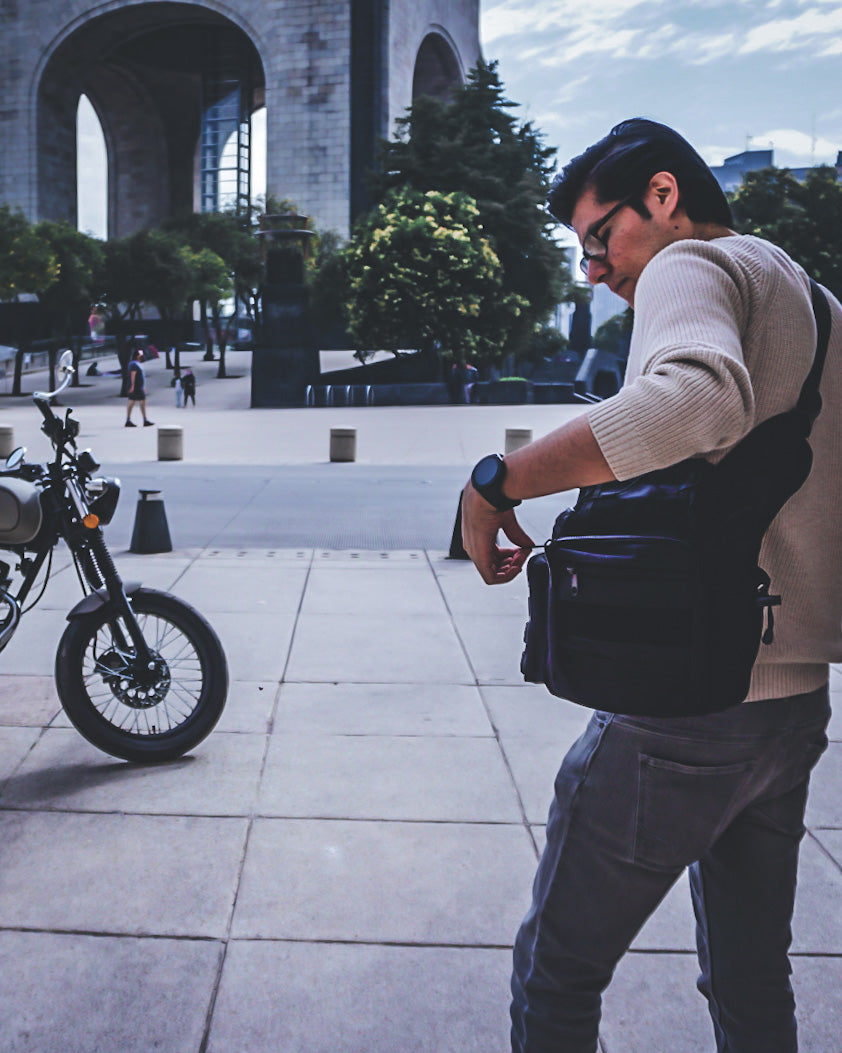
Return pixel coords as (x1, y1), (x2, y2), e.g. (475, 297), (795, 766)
(481, 0), (842, 66)
(752, 127), (841, 163)
(738, 6), (842, 54)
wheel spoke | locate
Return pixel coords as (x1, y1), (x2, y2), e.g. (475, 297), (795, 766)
(80, 610), (205, 736)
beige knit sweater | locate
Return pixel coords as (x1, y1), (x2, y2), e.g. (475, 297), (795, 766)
(587, 235), (842, 702)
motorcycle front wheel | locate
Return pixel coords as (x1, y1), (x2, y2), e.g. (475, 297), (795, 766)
(55, 587), (228, 763)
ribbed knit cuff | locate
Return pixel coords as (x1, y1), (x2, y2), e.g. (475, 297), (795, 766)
(745, 662), (828, 702)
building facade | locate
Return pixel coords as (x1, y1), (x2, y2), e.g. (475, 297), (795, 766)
(0, 0), (480, 237)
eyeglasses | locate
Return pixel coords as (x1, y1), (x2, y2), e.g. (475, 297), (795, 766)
(578, 195), (637, 276)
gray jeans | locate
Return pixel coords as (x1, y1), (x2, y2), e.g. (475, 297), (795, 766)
(510, 686), (831, 1052)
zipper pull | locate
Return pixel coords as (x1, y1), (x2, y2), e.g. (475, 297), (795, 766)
(757, 589), (782, 646)
(567, 567), (578, 597)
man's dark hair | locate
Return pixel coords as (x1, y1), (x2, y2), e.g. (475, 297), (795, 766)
(547, 118), (733, 228)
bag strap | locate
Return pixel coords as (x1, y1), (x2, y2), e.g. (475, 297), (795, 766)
(797, 279), (832, 432)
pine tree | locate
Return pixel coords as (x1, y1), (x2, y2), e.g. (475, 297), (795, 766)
(371, 60), (568, 355)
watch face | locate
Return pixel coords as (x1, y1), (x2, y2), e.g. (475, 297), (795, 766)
(473, 455), (501, 488)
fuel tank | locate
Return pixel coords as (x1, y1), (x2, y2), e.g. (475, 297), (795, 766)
(0, 476), (43, 545)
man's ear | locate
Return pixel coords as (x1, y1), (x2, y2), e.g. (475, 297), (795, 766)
(645, 171), (681, 216)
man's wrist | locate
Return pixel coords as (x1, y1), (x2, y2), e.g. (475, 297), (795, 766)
(470, 453), (521, 511)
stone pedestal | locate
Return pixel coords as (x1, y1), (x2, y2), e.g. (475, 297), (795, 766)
(330, 428), (357, 462)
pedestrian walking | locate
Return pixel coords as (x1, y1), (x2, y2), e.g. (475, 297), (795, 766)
(125, 347), (154, 427)
(182, 368), (196, 407)
(173, 368), (183, 409)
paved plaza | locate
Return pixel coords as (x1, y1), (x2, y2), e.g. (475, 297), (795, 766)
(0, 351), (840, 1051)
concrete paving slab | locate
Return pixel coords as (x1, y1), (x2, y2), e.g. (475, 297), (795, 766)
(811, 827), (842, 869)
(301, 565), (447, 616)
(630, 869), (697, 951)
(273, 678), (490, 737)
(452, 614), (532, 685)
(173, 562), (309, 614)
(0, 725), (40, 782)
(0, 811), (247, 936)
(481, 684), (591, 740)
(1, 728), (267, 816)
(497, 736), (571, 826)
(232, 818), (535, 945)
(0, 931), (222, 1053)
(790, 956), (842, 1050)
(791, 835), (842, 953)
(0, 674), (60, 725)
(208, 609), (296, 681)
(215, 680), (278, 734)
(433, 556), (533, 618)
(207, 940), (512, 1053)
(273, 681), (492, 737)
(805, 740), (842, 827)
(601, 951), (842, 1053)
(599, 951), (714, 1052)
(258, 734), (522, 822)
(0, 609), (71, 676)
(285, 612), (474, 684)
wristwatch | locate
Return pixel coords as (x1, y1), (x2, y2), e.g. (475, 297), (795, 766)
(470, 453), (521, 511)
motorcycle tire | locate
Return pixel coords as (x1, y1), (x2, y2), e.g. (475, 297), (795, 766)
(55, 587), (228, 763)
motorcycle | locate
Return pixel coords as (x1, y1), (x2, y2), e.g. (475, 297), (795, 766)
(0, 350), (228, 762)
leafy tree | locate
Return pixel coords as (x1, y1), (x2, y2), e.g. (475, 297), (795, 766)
(522, 323), (568, 366)
(371, 59), (569, 353)
(0, 206), (58, 300)
(0, 206), (60, 394)
(165, 209), (262, 376)
(345, 187), (525, 365)
(34, 221), (104, 387)
(183, 245), (234, 377)
(97, 229), (195, 394)
(306, 229), (351, 349)
(730, 166), (842, 299)
(593, 309), (633, 360)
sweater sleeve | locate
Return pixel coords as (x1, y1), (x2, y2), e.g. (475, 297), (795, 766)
(586, 240), (759, 480)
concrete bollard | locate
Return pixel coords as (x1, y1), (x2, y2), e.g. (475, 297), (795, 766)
(0, 424), (14, 459)
(330, 428), (357, 462)
(130, 490), (173, 554)
(505, 428), (533, 454)
(157, 425), (184, 461)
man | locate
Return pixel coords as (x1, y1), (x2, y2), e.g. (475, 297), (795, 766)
(461, 119), (842, 1052)
(125, 346), (154, 427)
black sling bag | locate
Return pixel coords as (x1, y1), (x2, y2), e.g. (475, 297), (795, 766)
(521, 280), (831, 718)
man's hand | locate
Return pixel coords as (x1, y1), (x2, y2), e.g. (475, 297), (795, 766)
(461, 481), (534, 585)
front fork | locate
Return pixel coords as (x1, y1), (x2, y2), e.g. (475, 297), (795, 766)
(78, 531), (156, 674)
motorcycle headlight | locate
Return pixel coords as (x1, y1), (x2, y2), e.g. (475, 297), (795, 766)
(86, 476), (121, 525)
(77, 449), (101, 475)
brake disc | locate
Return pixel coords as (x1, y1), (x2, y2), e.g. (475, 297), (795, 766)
(95, 649), (171, 709)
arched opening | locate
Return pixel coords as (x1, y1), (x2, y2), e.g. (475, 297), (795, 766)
(77, 95), (108, 238)
(38, 4), (265, 235)
(412, 32), (462, 101)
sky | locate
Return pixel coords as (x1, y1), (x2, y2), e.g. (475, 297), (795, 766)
(479, 0), (842, 173)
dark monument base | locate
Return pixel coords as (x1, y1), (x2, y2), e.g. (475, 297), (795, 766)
(251, 347), (317, 407)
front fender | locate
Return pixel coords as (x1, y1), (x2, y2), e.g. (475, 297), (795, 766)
(66, 582), (142, 620)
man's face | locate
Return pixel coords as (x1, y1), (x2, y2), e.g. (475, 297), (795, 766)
(571, 182), (678, 307)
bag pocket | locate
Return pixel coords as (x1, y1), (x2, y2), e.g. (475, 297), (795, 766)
(521, 551), (550, 683)
(543, 535), (702, 713)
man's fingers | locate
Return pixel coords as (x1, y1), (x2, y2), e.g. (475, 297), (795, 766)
(500, 512), (534, 551)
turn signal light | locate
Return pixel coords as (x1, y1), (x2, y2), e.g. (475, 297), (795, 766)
(83, 513), (100, 529)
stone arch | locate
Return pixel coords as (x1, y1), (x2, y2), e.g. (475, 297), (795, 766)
(412, 28), (464, 101)
(35, 2), (265, 236)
